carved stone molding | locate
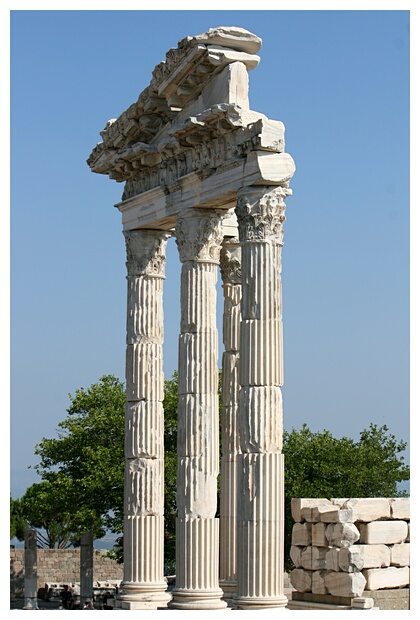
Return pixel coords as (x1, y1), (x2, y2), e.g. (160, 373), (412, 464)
(91, 106), (286, 192)
(124, 229), (170, 277)
(175, 209), (223, 263)
(235, 186), (292, 243)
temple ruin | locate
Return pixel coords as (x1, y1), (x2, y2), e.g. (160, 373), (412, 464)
(87, 26), (295, 610)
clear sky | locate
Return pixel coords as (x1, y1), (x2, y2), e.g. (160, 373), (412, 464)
(6, 4), (412, 503)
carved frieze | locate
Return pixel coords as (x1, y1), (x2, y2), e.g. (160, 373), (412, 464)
(90, 104), (286, 198)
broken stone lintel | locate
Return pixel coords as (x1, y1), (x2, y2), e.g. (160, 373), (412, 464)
(90, 27), (262, 159)
(88, 106), (287, 182)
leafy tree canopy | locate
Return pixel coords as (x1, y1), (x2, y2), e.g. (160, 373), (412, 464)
(33, 375), (126, 540)
(283, 422), (409, 499)
(10, 496), (27, 541)
(19, 372), (409, 570)
(20, 478), (104, 548)
(282, 422), (409, 568)
(162, 371), (178, 571)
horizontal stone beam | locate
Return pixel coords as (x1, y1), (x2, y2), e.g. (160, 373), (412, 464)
(115, 150), (295, 231)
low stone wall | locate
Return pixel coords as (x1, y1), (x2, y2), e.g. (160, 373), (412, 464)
(289, 498), (410, 609)
(10, 548), (124, 598)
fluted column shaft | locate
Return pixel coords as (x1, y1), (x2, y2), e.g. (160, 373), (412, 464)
(234, 186), (292, 610)
(219, 238), (242, 602)
(170, 209), (227, 610)
(119, 229), (170, 610)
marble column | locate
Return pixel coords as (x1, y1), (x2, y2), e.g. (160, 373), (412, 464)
(234, 185), (291, 610)
(169, 208), (227, 610)
(118, 229), (171, 610)
(80, 530), (94, 609)
(219, 237), (242, 603)
(23, 527), (38, 610)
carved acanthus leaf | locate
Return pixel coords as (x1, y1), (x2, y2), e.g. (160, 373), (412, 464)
(235, 187), (292, 243)
(220, 240), (242, 284)
(124, 230), (169, 277)
(175, 210), (223, 263)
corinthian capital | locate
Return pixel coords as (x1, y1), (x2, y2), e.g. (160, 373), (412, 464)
(235, 186), (292, 243)
(175, 209), (224, 263)
(124, 229), (169, 277)
(220, 238), (241, 284)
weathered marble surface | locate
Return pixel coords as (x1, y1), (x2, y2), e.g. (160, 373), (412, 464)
(290, 498), (410, 599)
(219, 238), (241, 602)
(87, 27), (295, 232)
(170, 209), (226, 610)
(120, 230), (170, 610)
(88, 25), (295, 611)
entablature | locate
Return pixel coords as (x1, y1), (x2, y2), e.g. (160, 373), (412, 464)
(87, 26), (295, 232)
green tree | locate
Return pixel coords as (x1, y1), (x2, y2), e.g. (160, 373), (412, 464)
(31, 373), (180, 567)
(20, 478), (105, 548)
(27, 372), (409, 573)
(162, 371), (178, 572)
(33, 375), (126, 545)
(282, 423), (409, 569)
(10, 496), (27, 541)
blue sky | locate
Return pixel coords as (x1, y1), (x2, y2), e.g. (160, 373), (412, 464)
(6, 5), (412, 504)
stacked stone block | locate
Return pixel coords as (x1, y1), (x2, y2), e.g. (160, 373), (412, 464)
(10, 549), (124, 599)
(289, 498), (410, 600)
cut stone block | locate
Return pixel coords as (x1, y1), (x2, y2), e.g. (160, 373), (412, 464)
(390, 543), (410, 567)
(362, 566), (409, 591)
(291, 498), (305, 523)
(363, 587), (410, 610)
(312, 570), (328, 595)
(291, 522), (312, 546)
(331, 498), (350, 508)
(301, 546), (327, 571)
(290, 568), (312, 593)
(351, 597), (375, 609)
(356, 544), (390, 569)
(324, 571), (366, 598)
(338, 546), (364, 572)
(312, 522), (328, 547)
(344, 498), (390, 522)
(291, 498), (331, 523)
(325, 522), (360, 547)
(290, 545), (303, 569)
(312, 547), (327, 571)
(325, 547), (340, 572)
(390, 498), (410, 520)
(358, 521), (408, 545)
(300, 546), (312, 571)
(300, 506), (319, 523)
(301, 504), (355, 524)
(320, 508), (355, 524)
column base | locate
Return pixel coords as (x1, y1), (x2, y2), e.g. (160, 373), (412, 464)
(219, 579), (237, 605)
(23, 600), (38, 610)
(234, 595), (289, 610)
(117, 581), (171, 610)
(169, 588), (228, 610)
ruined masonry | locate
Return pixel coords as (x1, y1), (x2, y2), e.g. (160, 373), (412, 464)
(87, 26), (295, 610)
(289, 498), (410, 610)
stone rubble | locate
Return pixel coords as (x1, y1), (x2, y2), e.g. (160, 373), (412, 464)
(290, 498), (410, 599)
